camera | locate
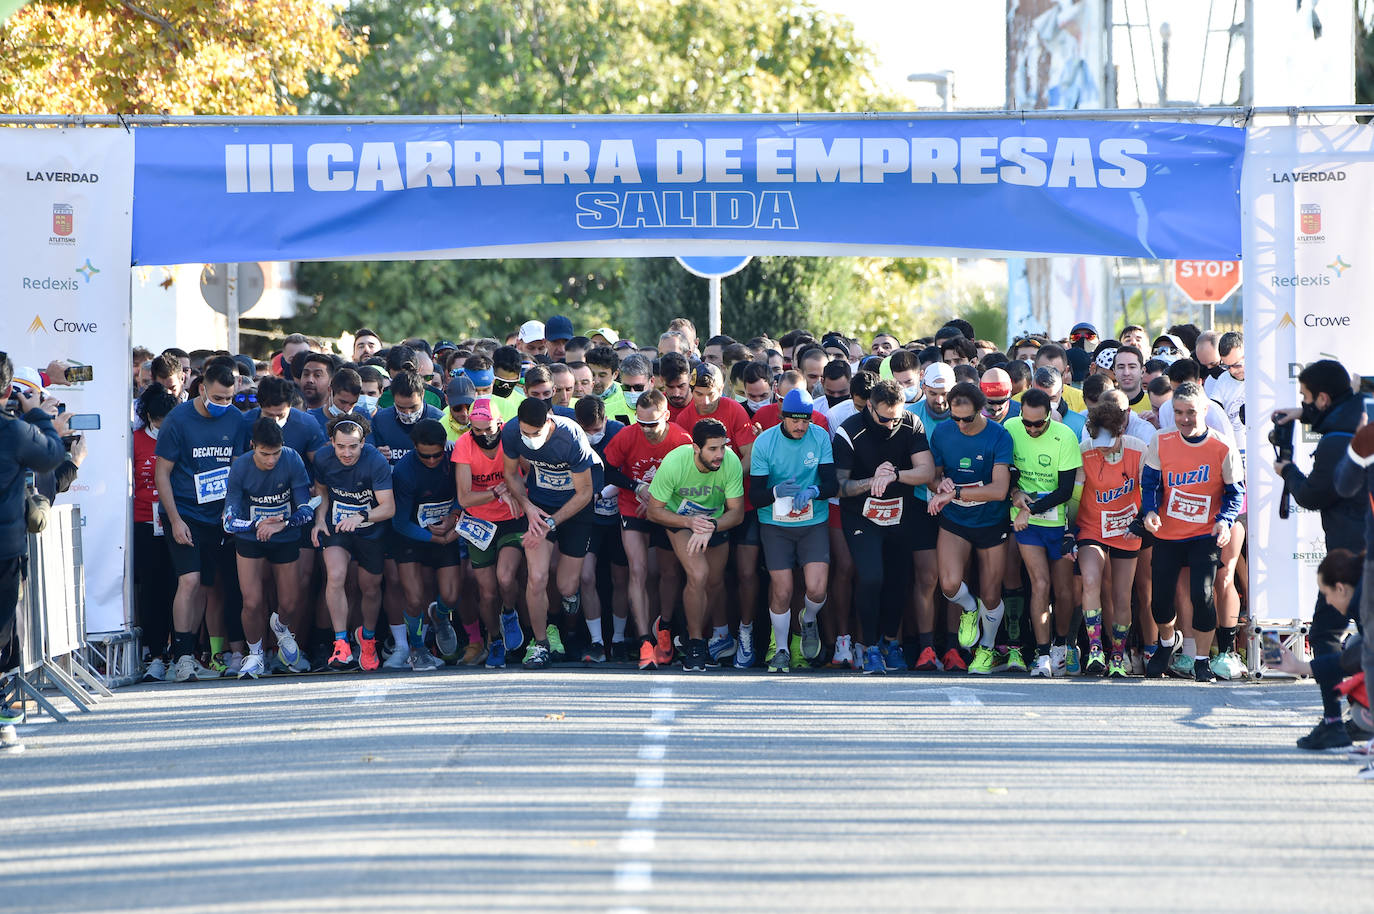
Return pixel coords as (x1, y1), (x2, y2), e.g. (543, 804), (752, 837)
(1269, 413), (1295, 463)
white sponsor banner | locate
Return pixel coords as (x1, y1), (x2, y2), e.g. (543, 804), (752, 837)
(1241, 124), (1374, 622)
(0, 128), (134, 634)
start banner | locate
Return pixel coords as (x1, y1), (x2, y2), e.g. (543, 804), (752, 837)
(1241, 124), (1374, 623)
(0, 127), (135, 634)
(131, 119), (1245, 265)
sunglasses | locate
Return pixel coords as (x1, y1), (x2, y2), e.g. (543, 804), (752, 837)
(952, 413), (979, 424)
(636, 418), (665, 427)
(233, 392), (258, 405)
(417, 450), (446, 463)
(1021, 418), (1048, 429)
(871, 412), (900, 426)
(624, 383), (648, 391)
(985, 398), (1008, 407)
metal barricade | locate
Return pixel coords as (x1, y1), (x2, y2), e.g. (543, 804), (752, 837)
(6, 504), (112, 723)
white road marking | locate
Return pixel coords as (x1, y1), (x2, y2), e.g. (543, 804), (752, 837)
(618, 829), (656, 853)
(644, 725), (671, 740)
(351, 683), (391, 704)
(634, 768), (665, 789)
(614, 862), (653, 892)
(637, 743), (667, 760)
(626, 796), (663, 820)
(650, 707), (676, 723)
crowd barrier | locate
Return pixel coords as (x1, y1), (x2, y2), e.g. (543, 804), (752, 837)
(5, 505), (113, 723)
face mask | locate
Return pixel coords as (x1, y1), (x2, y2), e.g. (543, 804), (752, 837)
(849, 360), (861, 375)
(1091, 429), (1116, 449)
(326, 404), (345, 418)
(521, 432), (547, 451)
(203, 396), (231, 417)
(493, 378), (517, 397)
(274, 413), (290, 428)
(586, 430), (605, 445)
(734, 395), (748, 404)
(397, 407), (422, 425)
(473, 431), (501, 449)
(624, 390), (644, 409)
(1300, 401), (1325, 426)
(903, 385), (920, 403)
(744, 397), (771, 413)
(1205, 364), (1226, 380)
(826, 394), (848, 408)
(145, 424), (160, 440)
(357, 395), (378, 414)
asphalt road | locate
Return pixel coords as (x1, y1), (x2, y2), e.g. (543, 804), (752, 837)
(2, 667), (1369, 913)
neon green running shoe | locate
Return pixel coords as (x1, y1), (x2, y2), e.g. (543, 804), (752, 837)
(1005, 647), (1027, 672)
(968, 645), (995, 675)
(1107, 652), (1129, 678)
(546, 626), (565, 662)
(957, 608), (980, 649)
(788, 634), (810, 670)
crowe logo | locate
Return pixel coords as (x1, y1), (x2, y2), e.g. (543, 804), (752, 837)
(1277, 313), (1295, 329)
(28, 315), (47, 335)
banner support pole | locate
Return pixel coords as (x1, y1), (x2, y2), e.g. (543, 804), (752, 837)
(226, 262), (240, 354)
(709, 276), (722, 339)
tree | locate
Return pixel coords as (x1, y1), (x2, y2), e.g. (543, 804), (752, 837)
(293, 0), (933, 343)
(0, 0), (366, 114)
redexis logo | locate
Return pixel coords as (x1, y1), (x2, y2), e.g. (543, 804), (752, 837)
(1327, 255), (1352, 278)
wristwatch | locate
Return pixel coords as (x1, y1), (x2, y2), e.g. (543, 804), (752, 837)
(545, 515), (558, 532)
(954, 485), (963, 501)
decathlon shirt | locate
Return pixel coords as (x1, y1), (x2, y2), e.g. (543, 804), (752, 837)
(391, 447), (458, 543)
(224, 447), (311, 543)
(500, 415), (599, 513)
(369, 404), (444, 466)
(314, 443), (393, 539)
(154, 400), (250, 525)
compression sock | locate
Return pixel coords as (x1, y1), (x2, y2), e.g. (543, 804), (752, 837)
(209, 636), (227, 659)
(946, 581), (978, 615)
(612, 615), (628, 643)
(919, 631), (935, 652)
(585, 614), (603, 644)
(405, 614), (426, 649)
(978, 601), (1004, 649)
(802, 595), (825, 625)
(769, 610), (791, 655)
(1003, 588), (1026, 641)
(390, 624), (408, 652)
(1216, 625), (1237, 654)
(562, 593), (582, 616)
(463, 620), (482, 645)
(1110, 624), (1131, 656)
(1084, 607), (1104, 651)
(247, 639), (263, 656)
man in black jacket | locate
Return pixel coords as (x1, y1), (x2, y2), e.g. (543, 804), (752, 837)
(1274, 360), (1365, 749)
(0, 352), (67, 744)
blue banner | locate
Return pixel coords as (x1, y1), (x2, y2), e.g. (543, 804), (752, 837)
(131, 119), (1244, 265)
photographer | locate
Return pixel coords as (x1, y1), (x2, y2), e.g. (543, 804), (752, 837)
(0, 352), (67, 742)
(1272, 360), (1366, 745)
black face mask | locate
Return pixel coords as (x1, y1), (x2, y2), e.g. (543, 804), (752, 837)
(473, 430), (502, 449)
(1205, 364), (1226, 380)
(493, 378), (517, 397)
(826, 394), (849, 408)
(1299, 401), (1325, 427)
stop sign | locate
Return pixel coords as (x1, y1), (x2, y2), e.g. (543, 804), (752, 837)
(1173, 260), (1241, 303)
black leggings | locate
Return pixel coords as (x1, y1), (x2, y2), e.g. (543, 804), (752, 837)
(1150, 536), (1221, 633)
(843, 519), (912, 644)
(133, 522), (174, 658)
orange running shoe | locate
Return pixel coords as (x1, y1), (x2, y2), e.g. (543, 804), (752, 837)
(327, 638), (355, 671)
(653, 618), (673, 667)
(354, 627), (380, 672)
(914, 646), (942, 672)
(941, 647), (968, 672)
(639, 639), (658, 670)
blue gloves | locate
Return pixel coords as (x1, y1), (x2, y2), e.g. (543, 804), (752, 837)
(792, 485), (821, 512)
(773, 479), (803, 500)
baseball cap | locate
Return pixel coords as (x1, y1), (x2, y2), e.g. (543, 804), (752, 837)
(470, 398), (494, 425)
(613, 339), (637, 351)
(979, 367), (1012, 398)
(446, 375), (476, 407)
(922, 363), (955, 390)
(12, 366), (44, 396)
(586, 327), (620, 345)
(690, 363), (722, 388)
(1152, 333), (1189, 356)
(544, 315), (575, 341)
(780, 387), (814, 418)
(433, 339), (458, 356)
(518, 320), (546, 345)
(1070, 321), (1098, 340)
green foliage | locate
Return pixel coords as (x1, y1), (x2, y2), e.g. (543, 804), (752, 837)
(293, 0), (937, 343)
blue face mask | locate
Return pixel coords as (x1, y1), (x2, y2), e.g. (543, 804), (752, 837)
(203, 396), (232, 417)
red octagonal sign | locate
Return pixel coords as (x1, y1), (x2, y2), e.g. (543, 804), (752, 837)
(1173, 260), (1242, 304)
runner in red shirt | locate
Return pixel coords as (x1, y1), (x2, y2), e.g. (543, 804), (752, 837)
(603, 389), (692, 668)
(133, 383), (179, 679)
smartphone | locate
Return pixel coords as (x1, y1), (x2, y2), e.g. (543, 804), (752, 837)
(1365, 394), (1374, 426)
(63, 364), (94, 383)
(67, 413), (100, 431)
(1260, 631), (1284, 666)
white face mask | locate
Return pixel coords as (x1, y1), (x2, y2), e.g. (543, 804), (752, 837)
(274, 413), (290, 428)
(145, 424), (160, 440)
(1091, 429), (1117, 449)
(357, 394), (378, 414)
(326, 404), (345, 418)
(903, 385), (920, 403)
(397, 407), (422, 425)
(586, 429), (605, 445)
(521, 431), (548, 451)
(744, 397), (771, 413)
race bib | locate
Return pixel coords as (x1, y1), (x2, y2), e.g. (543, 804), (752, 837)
(193, 466), (230, 505)
(456, 514), (497, 550)
(862, 496), (903, 527)
(331, 501), (372, 528)
(417, 499), (454, 528)
(595, 493), (619, 517)
(152, 510), (164, 537)
(1100, 506), (1135, 539)
(1165, 489), (1212, 524)
(1030, 498), (1060, 523)
(676, 499), (715, 518)
(533, 464), (573, 492)
(772, 496), (814, 524)
(250, 502), (291, 523)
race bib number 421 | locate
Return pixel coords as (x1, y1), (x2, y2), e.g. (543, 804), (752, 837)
(194, 466), (230, 505)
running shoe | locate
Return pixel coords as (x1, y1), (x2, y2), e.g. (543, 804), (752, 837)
(1193, 657), (1216, 683)
(768, 645), (791, 673)
(430, 603), (460, 661)
(382, 645), (411, 671)
(1030, 654), (1053, 678)
(1347, 739), (1374, 761)
(1210, 651), (1247, 681)
(799, 613), (822, 661)
(829, 635), (853, 669)
(237, 653), (267, 679)
(1356, 762), (1374, 781)
(1065, 644), (1080, 675)
(1107, 652), (1129, 679)
(0, 705), (25, 727)
(141, 658), (167, 682)
(354, 628), (380, 672)
(327, 639), (356, 672)
(862, 644), (885, 675)
(1131, 648), (1149, 676)
(682, 639), (708, 672)
(968, 646), (995, 675)
(546, 626), (566, 662)
(460, 642), (488, 666)
(609, 640), (629, 663)
(173, 654), (220, 682)
(583, 642), (607, 664)
(880, 638), (905, 673)
(1004, 647), (1027, 673)
(486, 639), (507, 669)
(654, 619), (674, 667)
(1144, 642), (1175, 679)
(914, 646), (942, 672)
(957, 609), (980, 649)
(789, 634), (811, 670)
(1296, 719), (1352, 751)
(1084, 645), (1108, 676)
(499, 610), (525, 654)
(733, 628), (756, 670)
(639, 639), (658, 670)
(522, 641), (551, 670)
(270, 613), (304, 672)
(1168, 651), (1195, 679)
(409, 646), (440, 672)
(1050, 644), (1068, 677)
(708, 632), (737, 663)
(942, 648), (968, 672)
(208, 652), (229, 677)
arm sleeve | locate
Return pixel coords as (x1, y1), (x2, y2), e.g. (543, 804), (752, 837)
(815, 462), (838, 501)
(288, 480), (315, 527)
(222, 467), (253, 534)
(1217, 481), (1245, 525)
(1141, 464), (1163, 516)
(750, 473), (776, 509)
(605, 464), (637, 491)
(1028, 468), (1077, 515)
